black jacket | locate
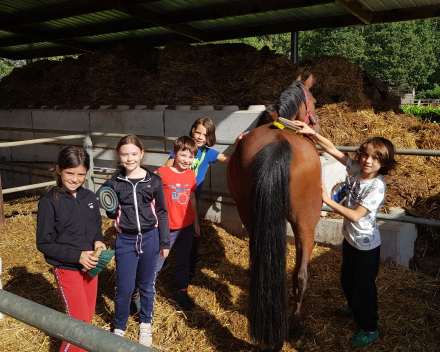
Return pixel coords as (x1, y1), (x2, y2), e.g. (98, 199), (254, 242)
(36, 187), (104, 271)
(107, 167), (170, 250)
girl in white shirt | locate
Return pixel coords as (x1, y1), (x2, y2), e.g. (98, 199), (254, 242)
(292, 120), (397, 348)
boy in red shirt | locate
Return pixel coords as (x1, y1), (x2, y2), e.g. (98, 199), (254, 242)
(156, 136), (199, 309)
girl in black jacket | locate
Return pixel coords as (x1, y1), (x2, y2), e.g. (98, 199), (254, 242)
(36, 146), (106, 352)
(107, 135), (170, 348)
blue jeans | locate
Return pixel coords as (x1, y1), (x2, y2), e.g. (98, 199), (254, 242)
(114, 229), (159, 329)
(156, 224), (194, 290)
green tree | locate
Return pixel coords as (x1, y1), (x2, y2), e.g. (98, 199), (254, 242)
(298, 19), (439, 89)
(218, 34), (291, 56)
(299, 27), (367, 65)
(0, 58), (20, 80)
(363, 20), (438, 89)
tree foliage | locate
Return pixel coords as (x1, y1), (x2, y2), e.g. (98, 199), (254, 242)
(0, 59), (21, 81)
(299, 19), (439, 90)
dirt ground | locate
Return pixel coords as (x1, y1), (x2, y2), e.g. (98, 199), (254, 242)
(0, 197), (438, 352)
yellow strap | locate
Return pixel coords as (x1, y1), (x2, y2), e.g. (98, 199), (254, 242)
(273, 121), (303, 137)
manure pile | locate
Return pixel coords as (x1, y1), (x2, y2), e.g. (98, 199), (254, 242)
(0, 42), (399, 111)
(0, 198), (439, 352)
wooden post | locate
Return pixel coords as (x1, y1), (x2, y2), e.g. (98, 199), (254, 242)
(0, 175), (5, 226)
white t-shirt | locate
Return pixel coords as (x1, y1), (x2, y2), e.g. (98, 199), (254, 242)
(342, 157), (386, 250)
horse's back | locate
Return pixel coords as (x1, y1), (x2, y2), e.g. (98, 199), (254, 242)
(227, 123), (321, 230)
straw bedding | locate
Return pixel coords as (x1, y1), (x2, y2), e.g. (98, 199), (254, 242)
(0, 198), (439, 351)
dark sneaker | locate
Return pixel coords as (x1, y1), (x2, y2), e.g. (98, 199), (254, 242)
(130, 288), (141, 314)
(335, 306), (354, 318)
(172, 289), (195, 309)
(349, 330), (379, 347)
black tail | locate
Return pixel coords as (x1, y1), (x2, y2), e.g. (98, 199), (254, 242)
(249, 140), (292, 349)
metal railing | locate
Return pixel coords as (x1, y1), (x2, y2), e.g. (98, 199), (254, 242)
(0, 290), (157, 352)
(1, 126), (440, 227)
(203, 190), (440, 227)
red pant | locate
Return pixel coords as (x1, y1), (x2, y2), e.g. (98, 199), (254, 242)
(54, 267), (98, 352)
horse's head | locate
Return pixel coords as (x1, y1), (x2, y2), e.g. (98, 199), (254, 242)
(256, 75), (320, 133)
(294, 75), (320, 133)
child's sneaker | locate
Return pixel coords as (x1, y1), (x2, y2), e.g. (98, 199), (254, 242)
(138, 322), (152, 347)
(130, 288), (141, 314)
(349, 330), (379, 347)
(172, 289), (195, 309)
(113, 328), (125, 337)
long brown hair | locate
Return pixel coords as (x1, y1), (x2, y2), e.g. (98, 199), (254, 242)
(355, 137), (397, 175)
(53, 146), (90, 197)
(189, 117), (217, 147)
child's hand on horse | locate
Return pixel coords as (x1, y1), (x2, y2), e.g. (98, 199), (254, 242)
(235, 131), (249, 147)
(80, 250), (99, 270)
(321, 179), (330, 203)
(160, 248), (169, 259)
(94, 241), (107, 250)
(291, 121), (316, 135)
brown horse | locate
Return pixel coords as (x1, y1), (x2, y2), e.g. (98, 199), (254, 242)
(227, 76), (322, 351)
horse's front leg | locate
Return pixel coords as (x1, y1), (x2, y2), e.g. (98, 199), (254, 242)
(289, 226), (314, 342)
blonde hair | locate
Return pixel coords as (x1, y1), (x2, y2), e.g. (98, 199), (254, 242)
(115, 134), (144, 154)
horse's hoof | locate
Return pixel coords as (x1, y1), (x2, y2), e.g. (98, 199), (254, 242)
(288, 325), (302, 344)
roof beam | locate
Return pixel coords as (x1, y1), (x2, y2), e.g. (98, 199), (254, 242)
(0, 1), (156, 29)
(104, 2), (205, 41)
(205, 14), (363, 42)
(371, 4), (440, 24)
(0, 20), (154, 48)
(335, 0), (372, 24)
(167, 0), (333, 24)
(0, 26), (94, 53)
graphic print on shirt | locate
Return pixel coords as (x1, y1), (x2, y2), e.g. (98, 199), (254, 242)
(168, 183), (191, 204)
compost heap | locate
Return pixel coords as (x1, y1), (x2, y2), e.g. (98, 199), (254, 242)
(0, 42), (439, 229)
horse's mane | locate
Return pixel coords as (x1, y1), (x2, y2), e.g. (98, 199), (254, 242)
(256, 81), (306, 127)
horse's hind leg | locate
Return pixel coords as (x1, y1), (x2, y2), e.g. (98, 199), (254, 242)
(289, 224), (315, 342)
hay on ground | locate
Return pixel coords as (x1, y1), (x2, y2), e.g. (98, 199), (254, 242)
(0, 200), (439, 351)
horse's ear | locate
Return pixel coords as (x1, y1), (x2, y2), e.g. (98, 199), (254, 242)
(295, 75), (302, 82)
(304, 75), (314, 89)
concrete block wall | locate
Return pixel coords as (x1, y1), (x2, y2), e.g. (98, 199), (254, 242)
(315, 218), (417, 268)
(0, 106), (262, 198)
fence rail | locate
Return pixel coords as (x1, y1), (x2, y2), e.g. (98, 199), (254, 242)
(203, 190), (440, 227)
(0, 290), (157, 352)
(1, 128), (440, 227)
(406, 99), (440, 106)
(1, 127), (440, 155)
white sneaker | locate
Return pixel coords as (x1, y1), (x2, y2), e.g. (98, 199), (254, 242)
(113, 328), (125, 337)
(138, 322), (152, 347)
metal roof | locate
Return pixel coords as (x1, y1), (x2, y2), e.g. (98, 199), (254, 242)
(0, 0), (439, 59)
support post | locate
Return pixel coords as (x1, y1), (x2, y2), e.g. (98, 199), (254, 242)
(0, 175), (4, 226)
(83, 131), (94, 192)
(291, 31), (299, 63)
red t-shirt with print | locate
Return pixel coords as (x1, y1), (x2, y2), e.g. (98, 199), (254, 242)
(157, 167), (197, 230)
